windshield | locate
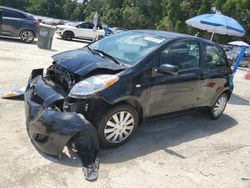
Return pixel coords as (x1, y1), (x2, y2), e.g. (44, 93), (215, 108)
(88, 31), (168, 65)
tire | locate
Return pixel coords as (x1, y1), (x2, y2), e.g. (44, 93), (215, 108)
(20, 30), (35, 43)
(209, 93), (228, 119)
(63, 31), (74, 41)
(97, 105), (139, 148)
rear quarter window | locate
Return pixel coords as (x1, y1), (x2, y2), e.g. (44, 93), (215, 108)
(205, 44), (227, 68)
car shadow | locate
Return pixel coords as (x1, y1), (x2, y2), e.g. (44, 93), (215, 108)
(101, 113), (237, 164)
(228, 94), (249, 105)
(0, 36), (37, 45)
(43, 112), (237, 167)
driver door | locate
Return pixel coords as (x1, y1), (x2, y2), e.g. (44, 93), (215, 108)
(147, 39), (204, 116)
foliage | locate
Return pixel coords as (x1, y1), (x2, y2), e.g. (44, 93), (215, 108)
(0, 0), (29, 10)
(0, 0), (250, 42)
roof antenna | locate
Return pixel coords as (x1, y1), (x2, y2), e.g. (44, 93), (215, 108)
(195, 32), (199, 37)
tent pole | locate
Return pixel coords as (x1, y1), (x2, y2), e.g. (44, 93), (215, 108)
(233, 46), (247, 73)
(195, 32), (199, 37)
(210, 32), (215, 41)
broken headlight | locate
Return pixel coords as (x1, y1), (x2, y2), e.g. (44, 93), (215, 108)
(68, 74), (119, 98)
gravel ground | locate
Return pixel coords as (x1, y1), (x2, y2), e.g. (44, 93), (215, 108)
(0, 36), (250, 188)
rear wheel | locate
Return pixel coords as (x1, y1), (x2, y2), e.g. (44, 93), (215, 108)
(63, 31), (74, 41)
(20, 30), (35, 43)
(209, 93), (228, 119)
(97, 105), (139, 148)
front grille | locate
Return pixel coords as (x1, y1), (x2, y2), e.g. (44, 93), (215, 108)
(46, 64), (75, 90)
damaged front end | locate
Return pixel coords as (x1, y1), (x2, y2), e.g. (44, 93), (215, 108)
(25, 69), (100, 181)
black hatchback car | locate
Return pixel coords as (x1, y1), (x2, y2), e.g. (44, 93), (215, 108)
(0, 6), (38, 43)
(25, 30), (233, 177)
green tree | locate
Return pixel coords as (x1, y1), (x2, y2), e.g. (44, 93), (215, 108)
(0, 0), (29, 10)
(27, 0), (66, 18)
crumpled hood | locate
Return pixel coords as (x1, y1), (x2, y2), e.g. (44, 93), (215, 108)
(52, 48), (125, 77)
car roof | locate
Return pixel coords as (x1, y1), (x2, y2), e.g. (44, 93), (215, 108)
(78, 21), (92, 24)
(0, 6), (27, 14)
(135, 30), (215, 45)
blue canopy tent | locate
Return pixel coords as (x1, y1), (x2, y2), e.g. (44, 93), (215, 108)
(186, 13), (246, 75)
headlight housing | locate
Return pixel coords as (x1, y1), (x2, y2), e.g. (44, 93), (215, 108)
(68, 74), (119, 98)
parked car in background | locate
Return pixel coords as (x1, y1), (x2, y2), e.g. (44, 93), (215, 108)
(0, 6), (38, 43)
(110, 27), (128, 34)
(226, 50), (250, 67)
(56, 21), (109, 41)
(226, 50), (237, 66)
(34, 15), (68, 26)
(240, 52), (250, 67)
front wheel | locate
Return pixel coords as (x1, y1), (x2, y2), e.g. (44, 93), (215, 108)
(20, 30), (35, 43)
(97, 105), (139, 148)
(209, 93), (228, 119)
(63, 31), (73, 41)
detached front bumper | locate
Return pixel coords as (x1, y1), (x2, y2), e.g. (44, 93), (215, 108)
(25, 69), (99, 159)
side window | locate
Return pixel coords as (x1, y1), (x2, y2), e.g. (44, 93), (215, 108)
(78, 23), (92, 29)
(205, 44), (227, 67)
(3, 9), (26, 18)
(89, 23), (94, 29)
(77, 23), (86, 28)
(244, 53), (250, 58)
(160, 40), (200, 71)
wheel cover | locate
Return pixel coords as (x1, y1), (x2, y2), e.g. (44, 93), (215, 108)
(65, 33), (72, 40)
(104, 111), (135, 144)
(213, 96), (227, 117)
(21, 31), (34, 42)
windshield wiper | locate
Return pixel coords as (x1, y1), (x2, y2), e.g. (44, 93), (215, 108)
(87, 47), (123, 66)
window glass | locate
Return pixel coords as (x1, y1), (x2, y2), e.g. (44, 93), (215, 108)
(160, 41), (200, 70)
(205, 44), (226, 66)
(89, 31), (168, 65)
(77, 23), (92, 29)
(244, 53), (250, 58)
(89, 23), (94, 29)
(3, 9), (26, 18)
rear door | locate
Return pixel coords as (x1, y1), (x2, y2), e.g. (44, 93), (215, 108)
(2, 9), (26, 37)
(198, 43), (231, 106)
(147, 39), (204, 116)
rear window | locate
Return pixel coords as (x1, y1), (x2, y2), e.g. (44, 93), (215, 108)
(3, 9), (26, 19)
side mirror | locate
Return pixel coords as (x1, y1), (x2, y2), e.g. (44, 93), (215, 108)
(157, 64), (178, 76)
